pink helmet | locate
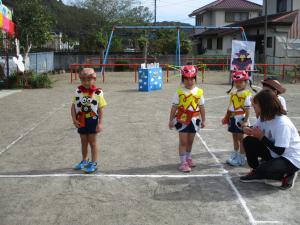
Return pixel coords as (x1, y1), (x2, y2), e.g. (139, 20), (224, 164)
(181, 65), (198, 78)
(232, 70), (249, 81)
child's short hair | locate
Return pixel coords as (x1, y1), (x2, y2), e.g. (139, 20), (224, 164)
(253, 89), (285, 121)
(79, 68), (96, 79)
(181, 76), (197, 83)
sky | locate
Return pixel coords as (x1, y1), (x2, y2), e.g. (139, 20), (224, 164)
(63, 0), (263, 25)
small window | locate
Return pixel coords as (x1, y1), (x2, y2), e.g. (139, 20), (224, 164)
(225, 12), (249, 23)
(196, 15), (203, 26)
(267, 37), (273, 48)
(277, 0), (287, 13)
(207, 38), (212, 50)
(217, 37), (223, 50)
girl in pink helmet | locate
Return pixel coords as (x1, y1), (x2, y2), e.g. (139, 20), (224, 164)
(222, 70), (256, 167)
(169, 65), (206, 172)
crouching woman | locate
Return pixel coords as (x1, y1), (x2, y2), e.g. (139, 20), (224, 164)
(240, 90), (300, 190)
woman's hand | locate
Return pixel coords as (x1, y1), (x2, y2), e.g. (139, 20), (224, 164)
(250, 127), (264, 140)
(242, 127), (253, 136)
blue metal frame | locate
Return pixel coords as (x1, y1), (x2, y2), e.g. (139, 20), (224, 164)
(101, 25), (246, 74)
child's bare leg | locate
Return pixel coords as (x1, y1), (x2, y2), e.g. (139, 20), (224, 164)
(232, 133), (240, 151)
(179, 133), (188, 154)
(179, 133), (188, 163)
(237, 133), (245, 154)
(186, 133), (196, 158)
(88, 134), (98, 162)
(80, 134), (89, 160)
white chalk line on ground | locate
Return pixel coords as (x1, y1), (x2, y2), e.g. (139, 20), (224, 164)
(0, 173), (224, 179)
(0, 103), (67, 156)
(0, 90), (22, 99)
(196, 133), (281, 225)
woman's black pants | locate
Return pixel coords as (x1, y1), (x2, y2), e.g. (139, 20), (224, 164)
(243, 136), (298, 180)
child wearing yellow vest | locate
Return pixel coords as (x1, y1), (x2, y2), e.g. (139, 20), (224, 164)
(222, 71), (256, 167)
(169, 65), (206, 172)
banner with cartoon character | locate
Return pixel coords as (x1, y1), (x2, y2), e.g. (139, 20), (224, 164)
(231, 40), (256, 73)
(0, 1), (14, 36)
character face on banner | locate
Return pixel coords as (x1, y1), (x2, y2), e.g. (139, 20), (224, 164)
(236, 49), (250, 62)
(232, 49), (252, 71)
(231, 41), (256, 75)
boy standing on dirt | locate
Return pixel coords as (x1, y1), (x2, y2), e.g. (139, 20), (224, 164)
(71, 68), (107, 173)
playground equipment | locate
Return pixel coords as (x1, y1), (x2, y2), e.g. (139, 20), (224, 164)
(69, 25), (299, 84)
(102, 26), (248, 71)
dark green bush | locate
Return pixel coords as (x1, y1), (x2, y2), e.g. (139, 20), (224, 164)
(114, 60), (130, 72)
(5, 71), (52, 89)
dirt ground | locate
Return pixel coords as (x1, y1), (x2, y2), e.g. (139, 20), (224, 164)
(0, 71), (299, 225)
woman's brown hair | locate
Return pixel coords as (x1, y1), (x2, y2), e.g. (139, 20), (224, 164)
(253, 89), (286, 121)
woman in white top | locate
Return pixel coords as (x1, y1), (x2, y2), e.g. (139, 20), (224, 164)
(240, 90), (300, 190)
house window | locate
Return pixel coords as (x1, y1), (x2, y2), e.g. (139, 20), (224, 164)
(217, 37), (223, 50)
(277, 0), (287, 13)
(267, 37), (273, 48)
(225, 12), (249, 23)
(196, 15), (203, 26)
(207, 38), (212, 50)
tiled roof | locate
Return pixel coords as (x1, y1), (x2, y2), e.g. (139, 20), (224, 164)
(192, 10), (298, 37)
(189, 0), (262, 17)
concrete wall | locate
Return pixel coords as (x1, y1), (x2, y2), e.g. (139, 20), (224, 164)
(203, 11), (213, 26)
(29, 52), (54, 73)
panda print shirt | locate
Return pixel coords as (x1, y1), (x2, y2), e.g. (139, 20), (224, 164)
(73, 85), (107, 116)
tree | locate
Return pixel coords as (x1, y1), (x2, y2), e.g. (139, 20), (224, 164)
(73, 0), (152, 52)
(13, 0), (54, 68)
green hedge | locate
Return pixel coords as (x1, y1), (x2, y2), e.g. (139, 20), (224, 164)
(5, 71), (52, 89)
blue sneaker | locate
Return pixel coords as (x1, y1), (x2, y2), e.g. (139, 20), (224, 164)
(226, 151), (238, 164)
(74, 160), (89, 170)
(228, 153), (246, 167)
(82, 162), (97, 173)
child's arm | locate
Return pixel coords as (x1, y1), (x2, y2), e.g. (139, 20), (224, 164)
(96, 107), (104, 133)
(199, 105), (206, 128)
(222, 110), (231, 125)
(71, 104), (80, 128)
(241, 107), (250, 127)
(168, 106), (177, 129)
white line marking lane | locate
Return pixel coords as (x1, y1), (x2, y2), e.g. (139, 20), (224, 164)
(0, 103), (67, 156)
(196, 133), (281, 225)
(0, 90), (22, 99)
(0, 173), (224, 179)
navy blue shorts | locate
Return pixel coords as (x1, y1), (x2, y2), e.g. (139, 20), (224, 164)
(228, 117), (243, 134)
(78, 116), (98, 134)
(177, 122), (196, 133)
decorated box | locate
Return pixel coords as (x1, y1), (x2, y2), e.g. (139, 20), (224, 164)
(138, 67), (163, 92)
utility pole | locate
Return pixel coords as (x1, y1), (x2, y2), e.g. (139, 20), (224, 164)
(154, 0), (157, 24)
(264, 0), (268, 64)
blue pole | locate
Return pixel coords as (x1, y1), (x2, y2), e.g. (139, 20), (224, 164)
(101, 28), (115, 73)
